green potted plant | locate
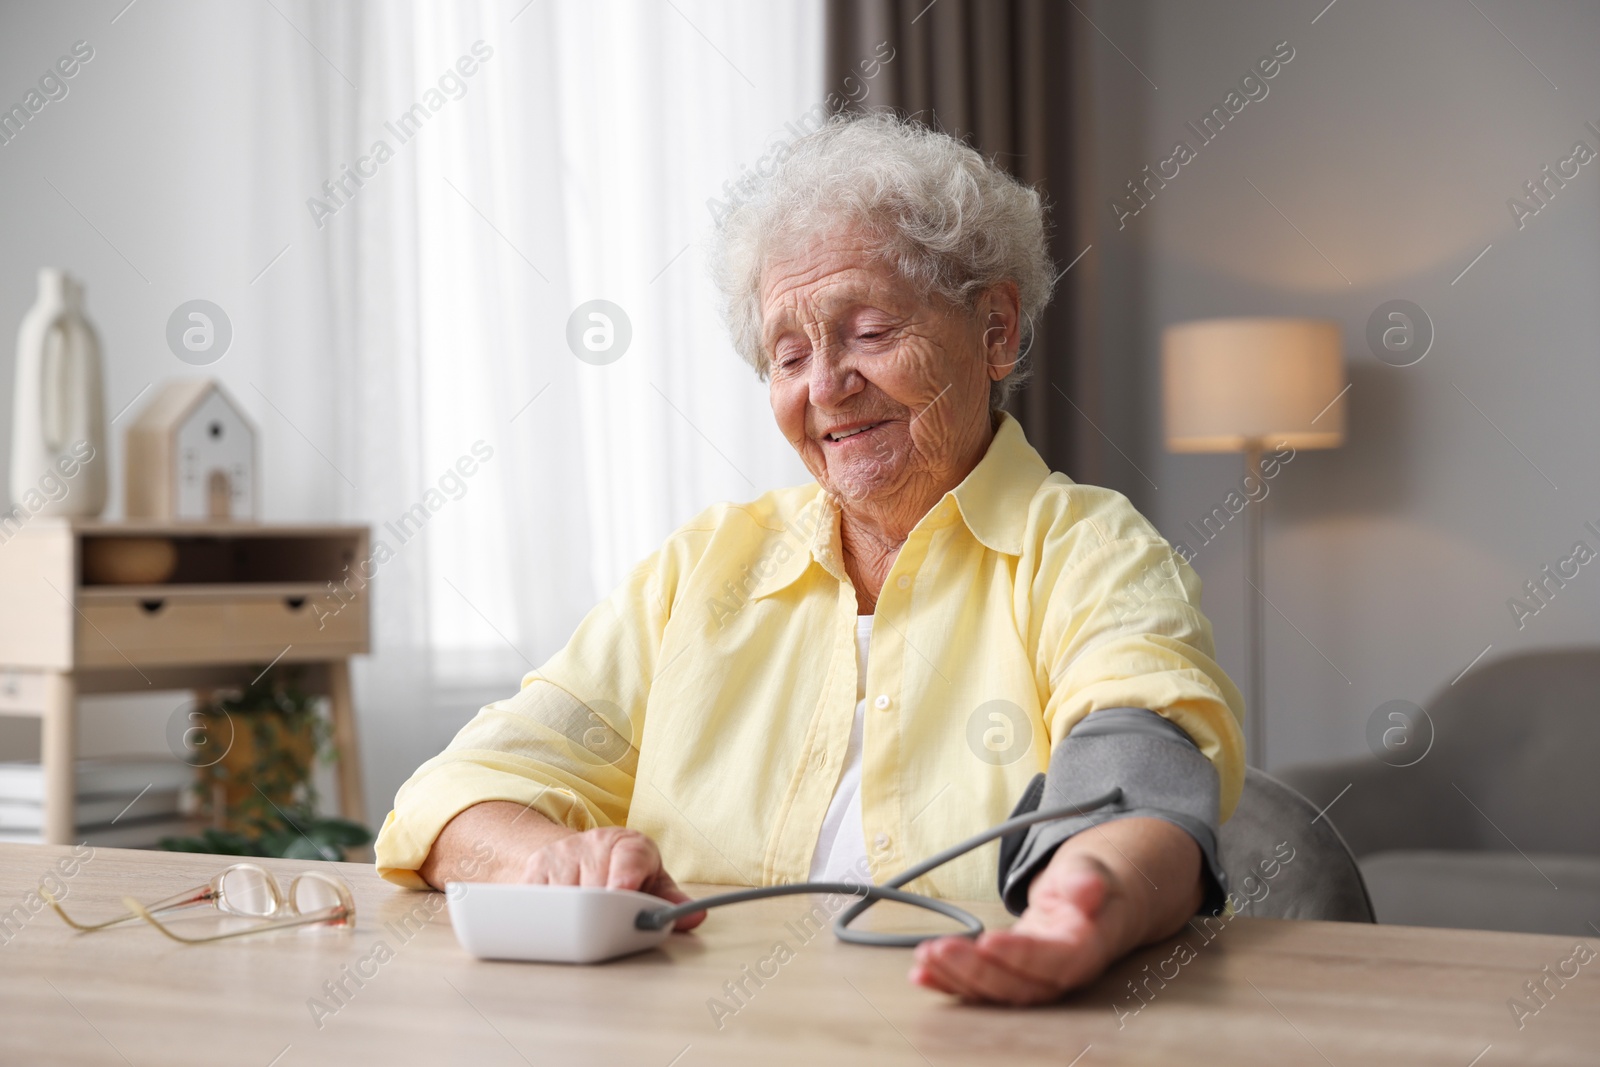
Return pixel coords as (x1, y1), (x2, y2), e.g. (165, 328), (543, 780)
(159, 667), (371, 861)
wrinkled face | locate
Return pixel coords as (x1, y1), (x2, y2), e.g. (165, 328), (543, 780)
(760, 228), (1012, 507)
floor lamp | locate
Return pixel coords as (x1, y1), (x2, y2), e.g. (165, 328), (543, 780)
(1161, 318), (1346, 768)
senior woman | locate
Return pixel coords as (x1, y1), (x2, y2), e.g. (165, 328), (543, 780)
(376, 113), (1244, 1005)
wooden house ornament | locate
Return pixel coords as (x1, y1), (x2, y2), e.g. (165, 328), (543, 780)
(125, 380), (258, 521)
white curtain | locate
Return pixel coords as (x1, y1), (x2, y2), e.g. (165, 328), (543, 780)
(287, 1), (821, 817)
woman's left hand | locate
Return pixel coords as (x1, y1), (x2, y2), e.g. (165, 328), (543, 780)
(908, 817), (1203, 1005)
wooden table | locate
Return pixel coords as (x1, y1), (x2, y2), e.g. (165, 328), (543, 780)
(2, 845), (1596, 1065)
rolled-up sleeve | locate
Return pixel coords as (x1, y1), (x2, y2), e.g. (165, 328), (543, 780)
(1032, 489), (1246, 823)
(374, 546), (676, 888)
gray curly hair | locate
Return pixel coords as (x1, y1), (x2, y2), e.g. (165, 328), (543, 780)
(709, 112), (1057, 409)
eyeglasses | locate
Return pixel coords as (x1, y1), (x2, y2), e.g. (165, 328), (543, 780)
(43, 862), (355, 943)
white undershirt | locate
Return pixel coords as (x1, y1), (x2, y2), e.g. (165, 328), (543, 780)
(807, 615), (873, 883)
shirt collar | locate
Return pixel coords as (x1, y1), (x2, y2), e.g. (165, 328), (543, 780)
(946, 410), (1053, 555)
(749, 411), (1052, 600)
(747, 491), (836, 600)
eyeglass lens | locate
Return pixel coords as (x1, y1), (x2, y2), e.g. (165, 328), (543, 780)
(217, 867), (281, 917)
(291, 875), (345, 915)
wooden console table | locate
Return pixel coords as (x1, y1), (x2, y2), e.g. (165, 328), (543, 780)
(0, 520), (371, 843)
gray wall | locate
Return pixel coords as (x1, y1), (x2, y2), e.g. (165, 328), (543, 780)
(1086, 0), (1600, 771)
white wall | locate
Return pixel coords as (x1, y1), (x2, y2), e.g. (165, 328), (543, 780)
(1086, 0), (1600, 770)
(0, 2), (342, 524)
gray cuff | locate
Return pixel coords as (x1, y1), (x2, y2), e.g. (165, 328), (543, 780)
(997, 707), (1227, 916)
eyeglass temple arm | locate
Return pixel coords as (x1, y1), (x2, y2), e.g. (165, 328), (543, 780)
(45, 884), (216, 932)
(121, 897), (352, 944)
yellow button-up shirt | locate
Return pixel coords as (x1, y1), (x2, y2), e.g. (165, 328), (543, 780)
(376, 412), (1245, 900)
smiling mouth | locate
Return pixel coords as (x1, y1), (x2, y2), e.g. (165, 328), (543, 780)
(825, 421), (886, 443)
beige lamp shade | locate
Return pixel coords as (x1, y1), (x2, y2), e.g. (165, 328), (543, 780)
(1162, 317), (1346, 453)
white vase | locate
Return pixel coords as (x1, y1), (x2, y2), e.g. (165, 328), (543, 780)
(10, 269), (108, 517)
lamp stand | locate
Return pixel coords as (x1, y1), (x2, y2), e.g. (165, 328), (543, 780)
(1243, 443), (1265, 769)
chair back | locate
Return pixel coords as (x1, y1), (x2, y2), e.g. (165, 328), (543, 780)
(1217, 768), (1374, 922)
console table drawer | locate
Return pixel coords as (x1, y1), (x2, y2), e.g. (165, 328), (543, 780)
(75, 590), (366, 667)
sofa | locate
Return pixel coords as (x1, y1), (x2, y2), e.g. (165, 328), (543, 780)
(1274, 648), (1600, 936)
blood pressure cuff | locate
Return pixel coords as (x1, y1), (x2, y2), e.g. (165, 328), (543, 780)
(997, 706), (1227, 917)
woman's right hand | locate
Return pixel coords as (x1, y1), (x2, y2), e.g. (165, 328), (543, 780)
(521, 826), (706, 931)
